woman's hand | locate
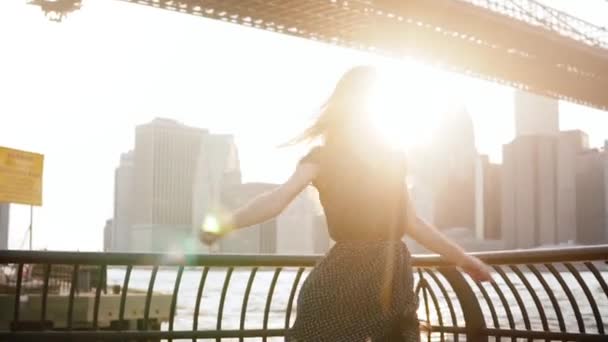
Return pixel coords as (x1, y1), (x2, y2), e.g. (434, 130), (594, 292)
(199, 230), (222, 246)
(459, 255), (493, 282)
(198, 213), (234, 246)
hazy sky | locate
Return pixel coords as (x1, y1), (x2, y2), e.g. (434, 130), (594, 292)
(1, 0), (607, 251)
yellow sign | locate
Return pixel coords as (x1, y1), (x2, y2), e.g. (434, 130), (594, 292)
(0, 146), (44, 206)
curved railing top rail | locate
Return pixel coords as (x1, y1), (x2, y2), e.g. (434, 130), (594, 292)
(1, 244), (606, 267)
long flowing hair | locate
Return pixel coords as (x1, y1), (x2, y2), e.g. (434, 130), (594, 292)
(286, 65), (378, 147)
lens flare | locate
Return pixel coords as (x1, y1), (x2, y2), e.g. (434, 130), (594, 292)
(202, 215), (221, 234)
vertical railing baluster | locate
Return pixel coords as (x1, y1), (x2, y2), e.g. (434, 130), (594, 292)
(584, 262), (608, 300)
(437, 267), (487, 342)
(67, 264), (79, 330)
(421, 272), (443, 342)
(13, 263), (24, 329)
(285, 267), (305, 332)
(217, 267), (234, 342)
(488, 271), (515, 342)
(564, 263), (604, 334)
(143, 265), (159, 331)
(424, 282), (431, 342)
(40, 264), (51, 324)
(192, 266), (209, 342)
(527, 264), (566, 333)
(93, 264), (106, 330)
(168, 265), (184, 342)
(418, 269), (431, 342)
(545, 263), (585, 333)
(493, 266), (531, 334)
(425, 270), (454, 342)
(474, 281), (499, 330)
(119, 265), (133, 334)
(263, 267), (282, 342)
(414, 278), (423, 296)
(509, 265), (549, 332)
(239, 267), (258, 342)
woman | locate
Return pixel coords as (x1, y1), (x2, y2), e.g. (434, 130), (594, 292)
(200, 66), (492, 341)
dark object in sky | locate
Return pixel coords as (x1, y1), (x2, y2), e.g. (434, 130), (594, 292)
(28, 0), (82, 22)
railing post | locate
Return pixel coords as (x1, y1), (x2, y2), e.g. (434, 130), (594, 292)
(438, 267), (487, 342)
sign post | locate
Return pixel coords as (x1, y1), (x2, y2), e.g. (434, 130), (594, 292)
(29, 206), (33, 250)
(0, 146), (44, 250)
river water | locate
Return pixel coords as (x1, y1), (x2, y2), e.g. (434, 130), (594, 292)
(107, 265), (608, 341)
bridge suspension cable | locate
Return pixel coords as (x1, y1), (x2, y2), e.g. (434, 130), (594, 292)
(460, 0), (608, 48)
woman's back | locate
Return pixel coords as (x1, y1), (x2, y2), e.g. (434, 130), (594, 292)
(201, 65), (491, 342)
(302, 144), (408, 242)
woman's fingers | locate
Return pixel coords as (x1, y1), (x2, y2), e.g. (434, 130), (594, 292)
(199, 231), (220, 246)
(461, 256), (493, 282)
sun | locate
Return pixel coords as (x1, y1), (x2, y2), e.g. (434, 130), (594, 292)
(366, 61), (459, 150)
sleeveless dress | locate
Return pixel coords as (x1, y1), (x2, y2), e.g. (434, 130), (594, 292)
(285, 146), (420, 342)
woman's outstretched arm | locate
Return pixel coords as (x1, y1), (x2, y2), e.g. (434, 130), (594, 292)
(229, 163), (318, 229)
(403, 190), (492, 282)
(200, 163), (318, 244)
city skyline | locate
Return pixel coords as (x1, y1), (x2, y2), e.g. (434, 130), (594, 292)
(103, 117), (327, 255)
(109, 107), (608, 254)
(107, 118), (245, 253)
(1, 1), (608, 251)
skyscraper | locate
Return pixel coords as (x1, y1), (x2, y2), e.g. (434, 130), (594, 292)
(113, 119), (246, 253)
(500, 92), (587, 249)
(514, 90), (559, 137)
(474, 155), (501, 240)
(192, 134), (242, 239)
(575, 148), (608, 245)
(112, 151), (134, 251)
(103, 219), (113, 252)
(502, 135), (559, 249)
(0, 203), (9, 250)
(557, 130), (589, 244)
(430, 107), (477, 230)
(133, 118), (206, 225)
(127, 118), (206, 252)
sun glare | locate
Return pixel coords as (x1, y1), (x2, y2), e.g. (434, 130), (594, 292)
(202, 215), (221, 234)
(367, 62), (458, 150)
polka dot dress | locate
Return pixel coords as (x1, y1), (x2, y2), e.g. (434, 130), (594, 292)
(286, 241), (420, 342)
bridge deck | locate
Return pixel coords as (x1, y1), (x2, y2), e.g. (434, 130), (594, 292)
(119, 0), (608, 110)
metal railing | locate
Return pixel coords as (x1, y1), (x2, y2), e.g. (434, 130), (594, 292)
(0, 245), (607, 341)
